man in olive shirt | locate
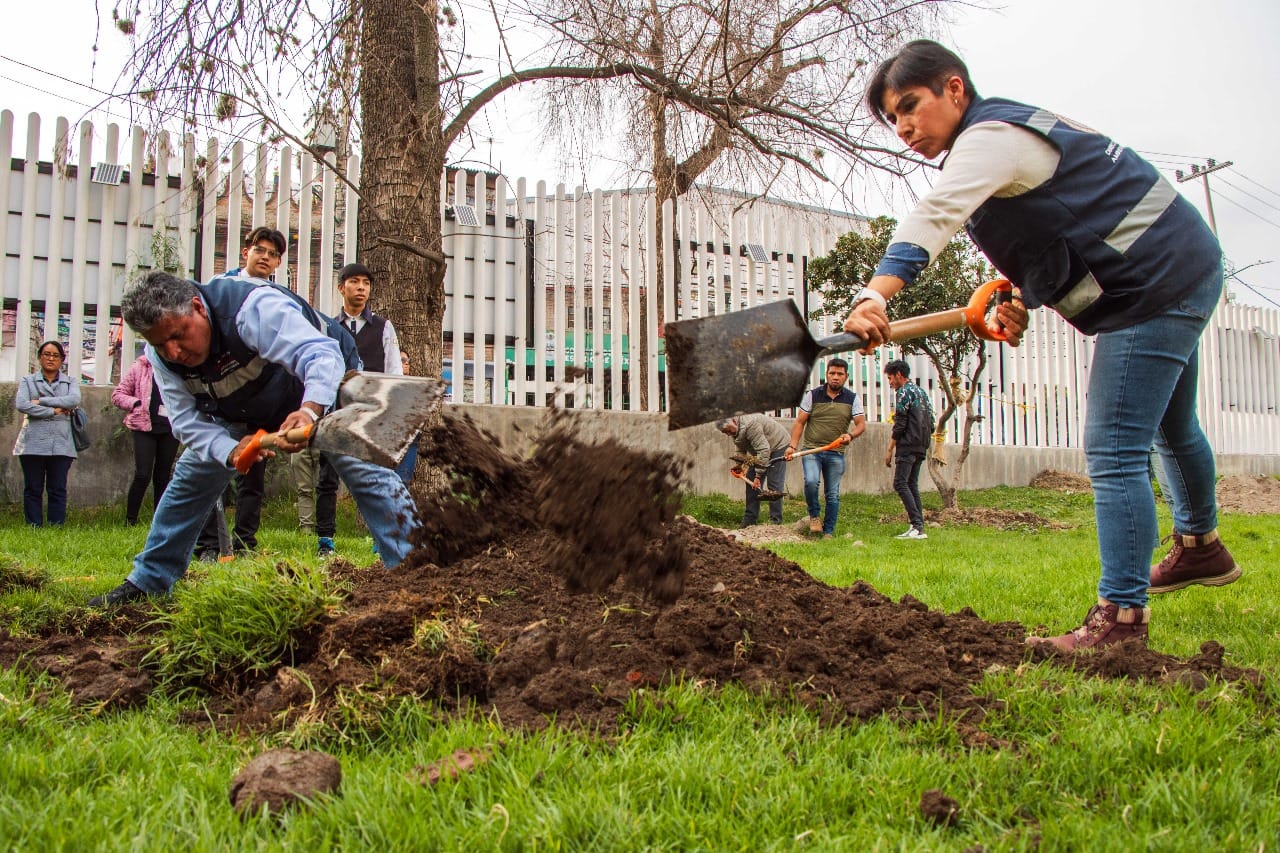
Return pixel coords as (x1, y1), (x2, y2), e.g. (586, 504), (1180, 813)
(785, 358), (867, 537)
(717, 413), (791, 526)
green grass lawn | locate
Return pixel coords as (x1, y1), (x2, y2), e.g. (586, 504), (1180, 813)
(1, 487), (1278, 850)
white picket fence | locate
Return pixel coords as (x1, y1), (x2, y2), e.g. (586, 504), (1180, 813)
(3, 109), (1278, 454)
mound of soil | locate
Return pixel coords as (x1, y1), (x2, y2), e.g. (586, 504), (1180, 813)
(727, 521), (814, 545)
(876, 507), (1068, 532)
(1217, 474), (1280, 515)
(0, 414), (1264, 735)
(1030, 469), (1092, 493)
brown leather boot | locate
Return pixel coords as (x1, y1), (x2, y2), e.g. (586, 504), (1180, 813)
(1027, 601), (1149, 652)
(1149, 530), (1241, 594)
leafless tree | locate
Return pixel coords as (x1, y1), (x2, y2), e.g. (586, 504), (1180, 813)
(536, 0), (951, 400)
(101, 0), (949, 394)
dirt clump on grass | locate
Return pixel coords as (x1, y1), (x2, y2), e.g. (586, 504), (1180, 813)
(1216, 474), (1280, 515)
(1030, 469), (1092, 493)
(0, 414), (1265, 734)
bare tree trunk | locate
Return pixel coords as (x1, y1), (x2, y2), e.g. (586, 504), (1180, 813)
(359, 0), (447, 383)
(924, 347), (988, 510)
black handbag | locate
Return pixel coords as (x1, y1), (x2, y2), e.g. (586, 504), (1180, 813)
(70, 407), (91, 451)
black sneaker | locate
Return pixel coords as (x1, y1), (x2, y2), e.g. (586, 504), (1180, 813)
(86, 580), (150, 608)
(194, 549), (219, 563)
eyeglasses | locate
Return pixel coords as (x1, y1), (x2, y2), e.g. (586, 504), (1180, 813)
(249, 245), (283, 260)
(39, 351), (64, 359)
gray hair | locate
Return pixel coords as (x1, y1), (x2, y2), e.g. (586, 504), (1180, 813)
(714, 417), (737, 432)
(121, 271), (199, 333)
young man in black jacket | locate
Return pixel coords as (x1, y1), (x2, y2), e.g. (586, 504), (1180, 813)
(884, 359), (934, 540)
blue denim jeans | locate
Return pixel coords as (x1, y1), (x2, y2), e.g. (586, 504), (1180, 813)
(743, 452), (786, 525)
(128, 434), (419, 594)
(1084, 267), (1222, 609)
(802, 450), (845, 535)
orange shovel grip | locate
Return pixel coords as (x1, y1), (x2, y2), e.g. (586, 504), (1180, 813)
(961, 279), (1014, 342)
(235, 424), (314, 474)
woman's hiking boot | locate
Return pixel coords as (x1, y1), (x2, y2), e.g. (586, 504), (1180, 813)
(1027, 601), (1149, 653)
(1149, 530), (1240, 594)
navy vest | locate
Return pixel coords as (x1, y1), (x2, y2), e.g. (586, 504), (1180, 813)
(802, 386), (859, 448)
(161, 278), (360, 430)
(348, 308), (388, 373)
(955, 97), (1221, 334)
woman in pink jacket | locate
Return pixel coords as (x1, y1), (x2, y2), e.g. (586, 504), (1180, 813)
(112, 353), (179, 526)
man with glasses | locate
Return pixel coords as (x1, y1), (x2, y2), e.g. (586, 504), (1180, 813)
(193, 226), (288, 560)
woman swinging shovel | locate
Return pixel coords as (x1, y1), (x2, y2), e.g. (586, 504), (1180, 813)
(716, 414), (791, 527)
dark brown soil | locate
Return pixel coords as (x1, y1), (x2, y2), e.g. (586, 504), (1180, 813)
(920, 789), (961, 827)
(0, 414), (1265, 735)
(228, 749), (342, 817)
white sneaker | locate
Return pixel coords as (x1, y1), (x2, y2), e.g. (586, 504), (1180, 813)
(896, 527), (928, 540)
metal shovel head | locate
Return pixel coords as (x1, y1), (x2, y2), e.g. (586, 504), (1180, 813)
(311, 372), (447, 468)
(665, 299), (823, 430)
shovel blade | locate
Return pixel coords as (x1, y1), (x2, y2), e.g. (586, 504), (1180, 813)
(665, 300), (822, 430)
(311, 372), (447, 468)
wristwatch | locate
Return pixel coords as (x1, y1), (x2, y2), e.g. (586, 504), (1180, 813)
(852, 288), (887, 310)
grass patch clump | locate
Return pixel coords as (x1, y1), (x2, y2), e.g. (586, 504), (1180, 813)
(0, 556), (48, 594)
(144, 560), (341, 691)
(412, 614), (491, 661)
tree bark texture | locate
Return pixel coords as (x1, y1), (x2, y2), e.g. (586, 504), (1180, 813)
(359, 0), (448, 383)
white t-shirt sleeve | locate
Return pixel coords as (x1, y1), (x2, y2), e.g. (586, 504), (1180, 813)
(890, 121), (1060, 262)
(382, 321), (403, 376)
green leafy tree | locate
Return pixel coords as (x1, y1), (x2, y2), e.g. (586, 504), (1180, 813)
(807, 216), (998, 509)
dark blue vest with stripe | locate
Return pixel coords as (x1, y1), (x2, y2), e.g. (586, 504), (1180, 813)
(161, 278), (360, 430)
(956, 97), (1221, 334)
(349, 307), (388, 373)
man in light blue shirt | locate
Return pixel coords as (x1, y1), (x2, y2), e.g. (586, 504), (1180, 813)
(88, 272), (418, 607)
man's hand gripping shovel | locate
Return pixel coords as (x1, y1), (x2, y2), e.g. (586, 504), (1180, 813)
(235, 372), (447, 474)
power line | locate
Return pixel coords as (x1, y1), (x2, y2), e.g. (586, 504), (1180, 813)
(0, 72), (102, 113)
(1227, 273), (1280, 310)
(1214, 173), (1280, 217)
(1226, 167), (1280, 203)
(1211, 187), (1280, 231)
(0, 53), (117, 99)
(1136, 147), (1213, 163)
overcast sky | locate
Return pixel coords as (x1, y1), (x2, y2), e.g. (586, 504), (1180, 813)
(3, 0), (1278, 308)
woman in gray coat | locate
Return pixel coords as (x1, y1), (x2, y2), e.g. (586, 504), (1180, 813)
(13, 341), (82, 525)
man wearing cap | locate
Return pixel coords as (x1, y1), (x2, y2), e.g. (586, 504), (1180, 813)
(717, 414), (791, 527)
(292, 263), (403, 557)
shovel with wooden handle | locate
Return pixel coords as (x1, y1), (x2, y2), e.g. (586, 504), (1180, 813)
(664, 279), (1012, 430)
(728, 465), (787, 501)
(235, 372), (447, 474)
(787, 436), (849, 460)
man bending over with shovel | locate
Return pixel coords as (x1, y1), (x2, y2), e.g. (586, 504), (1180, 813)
(88, 271), (418, 607)
(716, 414), (790, 527)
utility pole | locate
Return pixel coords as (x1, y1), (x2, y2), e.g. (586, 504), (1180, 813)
(1176, 158), (1234, 304)
(1176, 158), (1232, 236)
